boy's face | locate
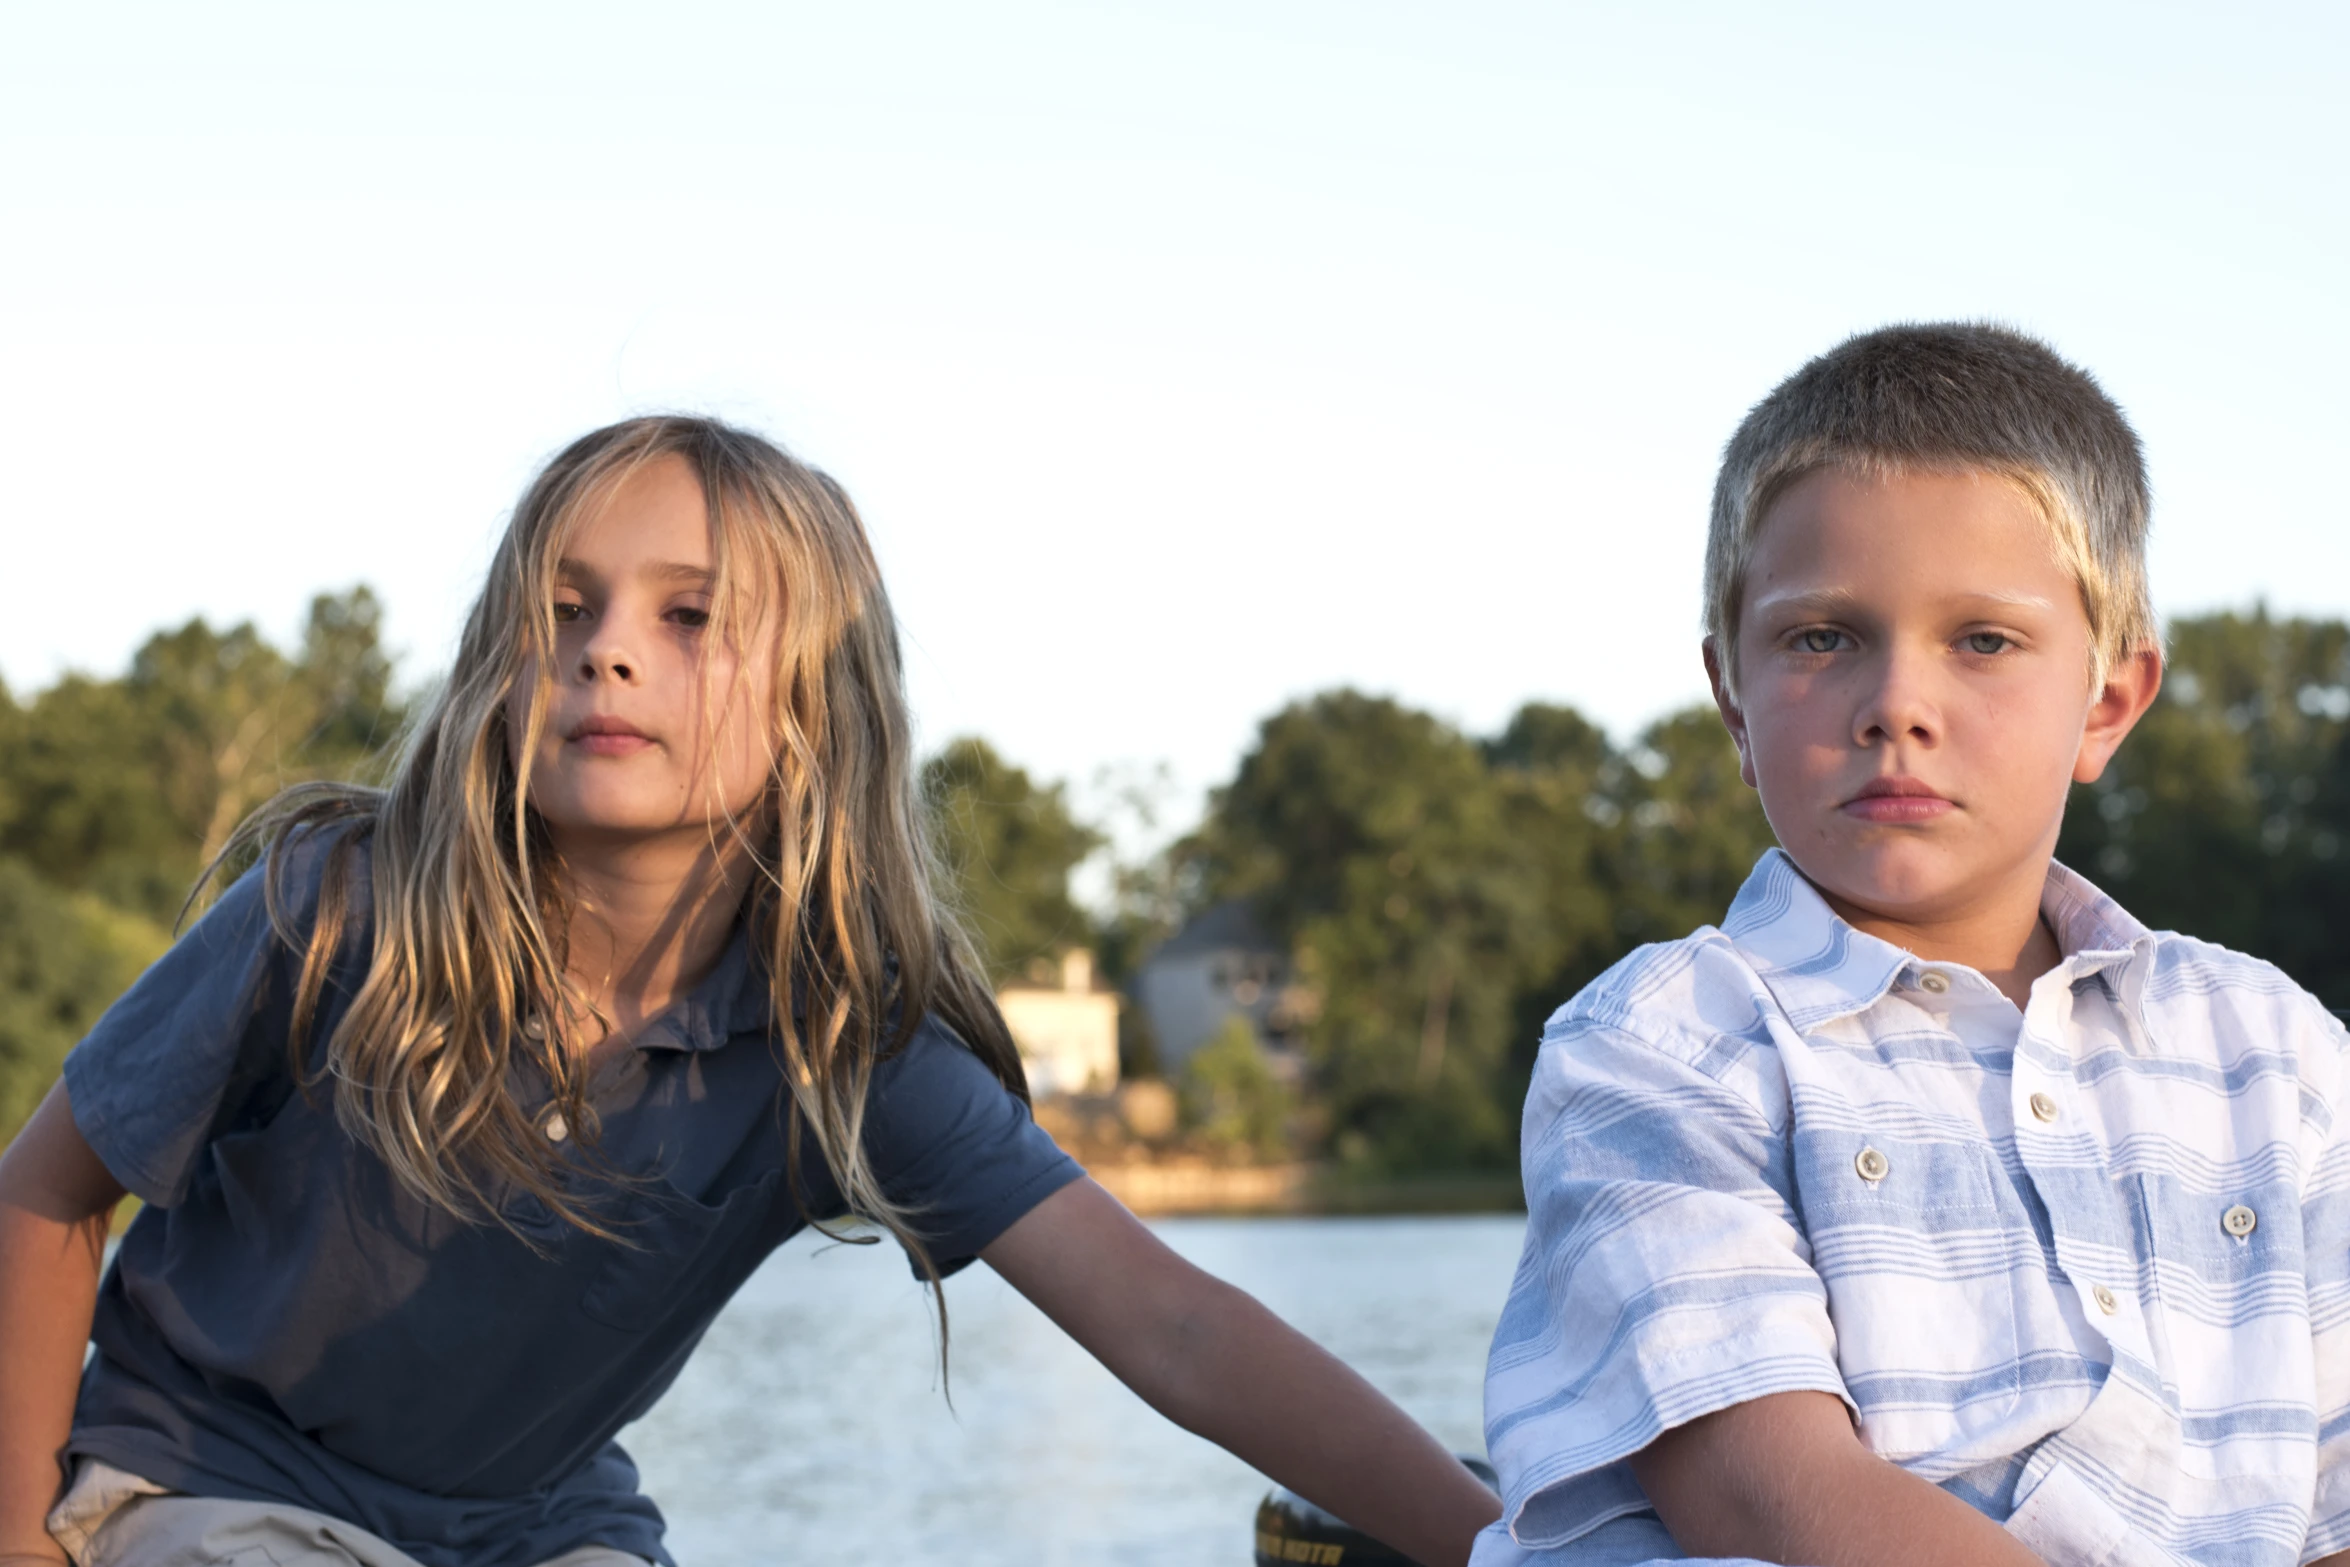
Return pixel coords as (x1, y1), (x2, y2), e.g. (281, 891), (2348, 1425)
(1708, 466), (2160, 931)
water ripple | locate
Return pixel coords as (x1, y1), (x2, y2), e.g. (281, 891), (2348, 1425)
(625, 1214), (1524, 1565)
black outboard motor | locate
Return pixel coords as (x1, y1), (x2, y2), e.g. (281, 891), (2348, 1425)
(1254, 1457), (1498, 1565)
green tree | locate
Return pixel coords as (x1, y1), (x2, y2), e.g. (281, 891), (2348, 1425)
(0, 858), (171, 1146)
(1607, 705), (1780, 948)
(1179, 690), (1783, 1175)
(0, 587), (406, 921)
(2296, 696), (2350, 1005)
(2059, 608), (2350, 1006)
(1181, 1014), (1293, 1159)
(1483, 702), (1624, 1083)
(0, 676), (18, 839)
(922, 737), (1104, 983)
(0, 587), (407, 1151)
(1184, 691), (1549, 1173)
(2, 670), (182, 915)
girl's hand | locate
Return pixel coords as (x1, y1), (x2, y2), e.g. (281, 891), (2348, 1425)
(0, 1082), (125, 1566)
(982, 1176), (1500, 1567)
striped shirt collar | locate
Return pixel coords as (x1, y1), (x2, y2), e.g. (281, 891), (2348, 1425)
(1720, 848), (2153, 1032)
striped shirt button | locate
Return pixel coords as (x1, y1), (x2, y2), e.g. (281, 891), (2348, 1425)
(2029, 1092), (2060, 1122)
(2093, 1284), (2119, 1314)
(2223, 1204), (2257, 1239)
(1854, 1147), (1891, 1182)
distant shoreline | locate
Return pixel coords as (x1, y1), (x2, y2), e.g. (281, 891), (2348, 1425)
(1085, 1160), (1522, 1218)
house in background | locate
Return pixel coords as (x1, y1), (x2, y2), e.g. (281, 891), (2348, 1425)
(1132, 900), (1304, 1078)
(998, 949), (1120, 1099)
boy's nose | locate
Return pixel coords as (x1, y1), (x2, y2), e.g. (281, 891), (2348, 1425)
(1853, 650), (1940, 747)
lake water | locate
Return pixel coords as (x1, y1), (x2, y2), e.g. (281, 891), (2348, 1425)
(623, 1214), (1527, 1566)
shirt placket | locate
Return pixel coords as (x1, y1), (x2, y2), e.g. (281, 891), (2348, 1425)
(2005, 951), (2182, 1560)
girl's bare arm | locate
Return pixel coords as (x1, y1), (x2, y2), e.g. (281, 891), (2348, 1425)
(0, 1083), (124, 1566)
(982, 1176), (1500, 1567)
(1628, 1390), (2044, 1567)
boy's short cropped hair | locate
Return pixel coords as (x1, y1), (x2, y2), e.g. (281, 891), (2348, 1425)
(1704, 322), (2159, 694)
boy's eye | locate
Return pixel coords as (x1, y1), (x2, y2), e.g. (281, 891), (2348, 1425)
(1795, 628), (1849, 654)
(1964, 632), (2011, 655)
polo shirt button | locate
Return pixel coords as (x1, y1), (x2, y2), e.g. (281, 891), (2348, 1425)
(544, 1112), (569, 1143)
(1855, 1147), (1890, 1182)
(1918, 971), (1951, 995)
(2223, 1204), (2258, 1239)
(2093, 1284), (2119, 1314)
(2029, 1092), (2060, 1123)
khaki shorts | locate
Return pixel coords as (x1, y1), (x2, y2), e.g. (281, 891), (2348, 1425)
(48, 1460), (658, 1567)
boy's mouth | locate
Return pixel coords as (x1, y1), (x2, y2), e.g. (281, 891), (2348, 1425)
(1841, 775), (1954, 824)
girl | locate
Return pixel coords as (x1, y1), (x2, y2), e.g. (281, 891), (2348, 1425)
(0, 418), (1501, 1567)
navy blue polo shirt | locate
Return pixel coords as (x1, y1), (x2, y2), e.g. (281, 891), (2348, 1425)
(61, 830), (1080, 1567)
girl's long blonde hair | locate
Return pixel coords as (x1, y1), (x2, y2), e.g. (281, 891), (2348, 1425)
(222, 415), (1025, 1276)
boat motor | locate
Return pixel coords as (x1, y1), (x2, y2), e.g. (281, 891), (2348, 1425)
(1254, 1456), (1498, 1565)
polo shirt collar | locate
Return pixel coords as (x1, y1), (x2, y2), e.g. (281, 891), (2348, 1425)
(1722, 847), (2152, 1030)
(629, 921), (774, 1053)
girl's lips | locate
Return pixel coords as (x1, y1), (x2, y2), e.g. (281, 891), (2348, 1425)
(574, 732), (654, 757)
(566, 716), (656, 757)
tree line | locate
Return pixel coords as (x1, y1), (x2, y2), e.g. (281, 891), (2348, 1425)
(0, 590), (404, 1143)
(4, 595), (2346, 1173)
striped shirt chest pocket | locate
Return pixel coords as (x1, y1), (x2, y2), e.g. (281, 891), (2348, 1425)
(1790, 1120), (2040, 1462)
(2134, 1165), (2315, 1422)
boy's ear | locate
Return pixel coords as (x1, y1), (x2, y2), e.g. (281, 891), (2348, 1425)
(2074, 646), (2164, 785)
(1703, 637), (1759, 789)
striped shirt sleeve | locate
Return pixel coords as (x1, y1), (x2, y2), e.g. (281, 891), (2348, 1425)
(1485, 1009), (1849, 1551)
(2302, 1008), (2350, 1561)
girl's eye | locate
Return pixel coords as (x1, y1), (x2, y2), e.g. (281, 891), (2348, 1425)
(1795, 628), (1849, 654)
(1964, 632), (2011, 655)
(669, 605), (711, 630)
(552, 601), (586, 624)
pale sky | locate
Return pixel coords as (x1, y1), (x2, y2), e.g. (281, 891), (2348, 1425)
(3, 2), (2343, 834)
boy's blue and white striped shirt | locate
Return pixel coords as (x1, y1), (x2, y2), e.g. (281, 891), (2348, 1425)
(1479, 849), (2350, 1567)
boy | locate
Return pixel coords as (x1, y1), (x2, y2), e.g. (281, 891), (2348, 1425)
(1475, 324), (2350, 1567)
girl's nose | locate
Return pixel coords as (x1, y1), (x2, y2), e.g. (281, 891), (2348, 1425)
(578, 625), (638, 684)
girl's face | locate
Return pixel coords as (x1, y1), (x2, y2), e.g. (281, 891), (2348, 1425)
(507, 455), (779, 852)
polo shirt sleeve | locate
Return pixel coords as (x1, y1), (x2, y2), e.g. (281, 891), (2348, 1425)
(62, 834), (348, 1209)
(1483, 1010), (1848, 1553)
(2300, 1005), (2350, 1561)
(860, 1018), (1083, 1277)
